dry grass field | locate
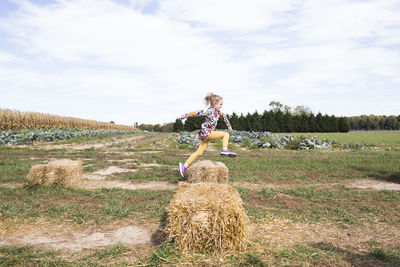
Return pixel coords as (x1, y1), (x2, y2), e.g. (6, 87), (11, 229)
(0, 131), (399, 266)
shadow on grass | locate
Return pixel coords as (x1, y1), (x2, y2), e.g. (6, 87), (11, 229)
(312, 242), (400, 267)
(150, 210), (168, 246)
(372, 170), (400, 184)
(355, 167), (400, 184)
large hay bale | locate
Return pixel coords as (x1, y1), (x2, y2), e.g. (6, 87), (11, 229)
(187, 160), (228, 183)
(166, 182), (249, 253)
(28, 159), (82, 187)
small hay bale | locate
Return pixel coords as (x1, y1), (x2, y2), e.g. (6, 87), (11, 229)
(166, 182), (249, 253)
(28, 159), (82, 187)
(187, 160), (228, 183)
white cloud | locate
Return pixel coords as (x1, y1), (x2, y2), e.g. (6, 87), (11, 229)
(0, 0), (399, 125)
(292, 0), (400, 43)
(0, 51), (17, 62)
(159, 0), (296, 32)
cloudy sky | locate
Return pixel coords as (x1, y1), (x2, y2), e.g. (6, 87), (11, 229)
(0, 0), (399, 125)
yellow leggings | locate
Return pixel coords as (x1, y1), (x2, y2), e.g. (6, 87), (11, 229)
(185, 131), (229, 166)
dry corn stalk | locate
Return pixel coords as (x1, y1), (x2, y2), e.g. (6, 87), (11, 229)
(0, 108), (136, 130)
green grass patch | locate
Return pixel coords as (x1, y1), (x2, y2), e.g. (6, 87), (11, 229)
(1, 131), (400, 265)
(87, 243), (131, 261)
(241, 186), (400, 225)
(145, 240), (181, 266)
(0, 245), (67, 266)
(119, 166), (179, 183)
(0, 186), (174, 224)
(140, 153), (180, 166)
(224, 149), (400, 182)
(275, 243), (337, 263)
(230, 251), (267, 266)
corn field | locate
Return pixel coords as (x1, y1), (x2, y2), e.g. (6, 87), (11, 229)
(0, 109), (136, 131)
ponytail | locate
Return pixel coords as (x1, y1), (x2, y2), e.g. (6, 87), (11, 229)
(204, 92), (222, 106)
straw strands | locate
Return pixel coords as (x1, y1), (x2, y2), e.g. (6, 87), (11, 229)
(0, 108), (136, 131)
(187, 160), (228, 183)
(28, 159), (82, 187)
(166, 182), (249, 253)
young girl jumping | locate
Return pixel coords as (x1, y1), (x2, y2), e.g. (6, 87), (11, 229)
(178, 92), (237, 178)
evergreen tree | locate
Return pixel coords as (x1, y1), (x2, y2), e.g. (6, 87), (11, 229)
(338, 117), (350, 132)
(299, 113), (309, 132)
(320, 114), (330, 132)
(183, 116), (203, 131)
(245, 112), (253, 131)
(238, 113), (246, 131)
(252, 111), (262, 131)
(229, 112), (239, 129)
(172, 119), (183, 132)
(282, 111), (294, 132)
(262, 110), (273, 132)
(216, 117), (228, 129)
(316, 112), (324, 132)
(292, 114), (301, 132)
(329, 115), (338, 132)
(308, 113), (319, 132)
(269, 111), (279, 132)
(274, 110), (285, 132)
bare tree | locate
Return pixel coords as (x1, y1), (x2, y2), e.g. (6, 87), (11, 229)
(269, 101), (283, 112)
(293, 105), (312, 115)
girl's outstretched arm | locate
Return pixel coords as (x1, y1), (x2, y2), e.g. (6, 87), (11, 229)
(220, 113), (233, 132)
(180, 110), (208, 119)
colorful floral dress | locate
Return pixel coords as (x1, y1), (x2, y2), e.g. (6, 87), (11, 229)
(184, 107), (231, 142)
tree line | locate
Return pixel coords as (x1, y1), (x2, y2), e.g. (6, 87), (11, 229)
(136, 101), (400, 132)
(348, 115), (400, 130)
(173, 110), (350, 133)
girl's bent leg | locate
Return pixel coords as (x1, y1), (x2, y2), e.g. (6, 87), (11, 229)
(185, 141), (209, 166)
(207, 131), (230, 149)
(208, 131), (237, 157)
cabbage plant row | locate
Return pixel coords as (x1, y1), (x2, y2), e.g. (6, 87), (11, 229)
(176, 130), (364, 150)
(0, 128), (141, 146)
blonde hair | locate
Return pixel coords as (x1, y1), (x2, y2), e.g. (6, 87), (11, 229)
(204, 92), (222, 107)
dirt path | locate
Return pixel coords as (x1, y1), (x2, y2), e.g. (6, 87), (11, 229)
(0, 219), (157, 253)
(0, 182), (24, 188)
(2, 179), (399, 192)
(232, 179), (400, 191)
(80, 180), (176, 190)
(250, 217), (400, 254)
(2, 214), (398, 256)
(33, 133), (167, 151)
(84, 166), (135, 180)
(348, 179), (400, 191)
(39, 135), (146, 151)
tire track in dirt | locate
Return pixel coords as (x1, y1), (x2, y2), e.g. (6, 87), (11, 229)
(0, 219), (158, 253)
(80, 180), (176, 190)
(35, 132), (165, 151)
(232, 179), (400, 191)
(249, 216), (400, 254)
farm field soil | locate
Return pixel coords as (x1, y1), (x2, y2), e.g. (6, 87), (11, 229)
(0, 132), (399, 266)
